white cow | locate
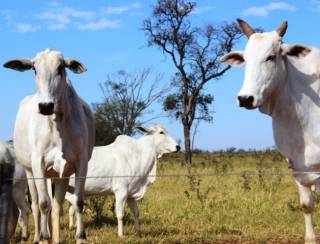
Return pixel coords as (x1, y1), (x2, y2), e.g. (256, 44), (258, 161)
(66, 125), (180, 237)
(4, 48), (95, 244)
(0, 141), (30, 241)
(221, 19), (320, 244)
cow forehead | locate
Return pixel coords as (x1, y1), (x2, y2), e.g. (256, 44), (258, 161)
(34, 48), (64, 70)
(245, 31), (281, 57)
(150, 124), (166, 133)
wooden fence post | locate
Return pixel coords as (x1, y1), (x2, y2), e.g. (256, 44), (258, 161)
(0, 163), (14, 244)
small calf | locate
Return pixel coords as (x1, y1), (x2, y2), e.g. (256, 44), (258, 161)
(66, 125), (179, 237)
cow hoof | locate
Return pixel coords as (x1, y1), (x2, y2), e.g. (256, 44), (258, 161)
(21, 236), (28, 242)
(39, 241), (49, 244)
(52, 241), (62, 244)
(76, 238), (88, 244)
(305, 238), (317, 244)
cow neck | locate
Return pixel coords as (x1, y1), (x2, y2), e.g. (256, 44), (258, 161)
(280, 56), (316, 125)
(136, 136), (157, 178)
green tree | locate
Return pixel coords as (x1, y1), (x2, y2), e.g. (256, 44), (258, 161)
(93, 68), (166, 146)
(142, 0), (242, 164)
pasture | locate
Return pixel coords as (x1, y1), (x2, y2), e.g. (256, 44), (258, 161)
(13, 150), (314, 243)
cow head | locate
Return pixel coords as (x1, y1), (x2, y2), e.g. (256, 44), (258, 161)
(3, 48), (86, 116)
(221, 19), (311, 109)
(136, 125), (180, 154)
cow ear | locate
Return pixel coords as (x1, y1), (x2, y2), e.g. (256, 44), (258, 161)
(281, 44), (311, 58)
(65, 58), (87, 73)
(3, 59), (34, 72)
(220, 52), (244, 66)
(136, 126), (151, 135)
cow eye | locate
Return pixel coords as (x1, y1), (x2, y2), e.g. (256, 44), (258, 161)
(266, 55), (276, 62)
(160, 131), (164, 135)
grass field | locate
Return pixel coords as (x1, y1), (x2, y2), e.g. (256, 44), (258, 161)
(14, 150), (319, 243)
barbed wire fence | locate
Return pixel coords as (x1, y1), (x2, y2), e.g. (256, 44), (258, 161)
(6, 170), (320, 181)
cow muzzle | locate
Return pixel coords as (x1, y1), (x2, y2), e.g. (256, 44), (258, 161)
(38, 102), (54, 115)
(237, 95), (255, 109)
(175, 145), (181, 152)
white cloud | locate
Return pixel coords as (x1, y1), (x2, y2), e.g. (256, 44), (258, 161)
(193, 5), (215, 15)
(103, 6), (130, 15)
(243, 2), (296, 17)
(38, 6), (96, 30)
(15, 23), (39, 33)
(131, 2), (142, 9)
(102, 2), (142, 15)
(77, 18), (120, 31)
(0, 2), (141, 32)
(48, 1), (60, 7)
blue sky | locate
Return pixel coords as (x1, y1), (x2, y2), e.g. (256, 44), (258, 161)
(0, 0), (319, 150)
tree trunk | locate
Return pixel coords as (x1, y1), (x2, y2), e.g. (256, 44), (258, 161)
(183, 123), (192, 165)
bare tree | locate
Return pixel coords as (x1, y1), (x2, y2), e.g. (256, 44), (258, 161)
(142, 0), (242, 164)
(93, 68), (166, 146)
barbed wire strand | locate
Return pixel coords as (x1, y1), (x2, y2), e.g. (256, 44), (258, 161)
(7, 171), (320, 181)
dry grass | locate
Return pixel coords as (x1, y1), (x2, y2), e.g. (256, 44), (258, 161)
(13, 151), (319, 243)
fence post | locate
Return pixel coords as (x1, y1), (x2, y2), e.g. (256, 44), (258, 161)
(0, 163), (14, 244)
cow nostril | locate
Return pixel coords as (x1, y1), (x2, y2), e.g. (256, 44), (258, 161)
(247, 96), (254, 103)
(48, 102), (54, 111)
(176, 145), (181, 152)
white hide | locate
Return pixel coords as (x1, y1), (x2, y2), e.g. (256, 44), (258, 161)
(4, 48), (95, 244)
(66, 125), (179, 237)
(221, 19), (320, 244)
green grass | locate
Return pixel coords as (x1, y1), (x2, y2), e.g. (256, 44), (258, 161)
(14, 151), (319, 243)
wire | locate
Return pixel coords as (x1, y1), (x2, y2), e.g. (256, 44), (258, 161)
(6, 170), (320, 181)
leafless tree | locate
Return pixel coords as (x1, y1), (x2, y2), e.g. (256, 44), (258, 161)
(142, 0), (242, 164)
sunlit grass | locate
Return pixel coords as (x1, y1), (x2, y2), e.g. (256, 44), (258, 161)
(14, 151), (318, 243)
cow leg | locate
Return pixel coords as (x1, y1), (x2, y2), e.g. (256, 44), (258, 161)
(51, 178), (69, 244)
(74, 163), (88, 244)
(68, 205), (76, 230)
(13, 187), (31, 241)
(296, 180), (316, 244)
(115, 191), (128, 238)
(65, 192), (77, 230)
(31, 153), (51, 243)
(7, 199), (19, 240)
(26, 170), (41, 244)
(127, 198), (140, 237)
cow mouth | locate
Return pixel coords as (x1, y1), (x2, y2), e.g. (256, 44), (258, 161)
(241, 104), (257, 110)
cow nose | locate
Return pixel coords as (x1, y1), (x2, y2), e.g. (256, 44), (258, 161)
(237, 95), (254, 108)
(176, 145), (181, 152)
(38, 102), (54, 115)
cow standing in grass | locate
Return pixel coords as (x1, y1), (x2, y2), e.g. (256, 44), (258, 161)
(4, 48), (95, 244)
(0, 141), (30, 241)
(66, 125), (180, 238)
(221, 19), (320, 244)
